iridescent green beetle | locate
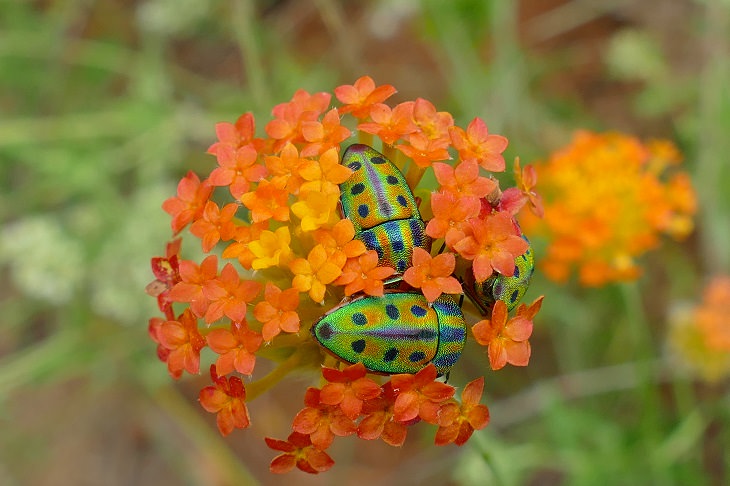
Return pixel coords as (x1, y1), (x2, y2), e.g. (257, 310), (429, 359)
(310, 145), (464, 376)
(465, 237), (535, 315)
(312, 292), (466, 375)
(339, 144), (429, 274)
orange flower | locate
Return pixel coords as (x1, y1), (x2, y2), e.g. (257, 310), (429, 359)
(500, 157), (544, 217)
(300, 108), (352, 157)
(239, 179), (290, 223)
(201, 263), (261, 324)
(397, 132), (451, 168)
(199, 365), (250, 436)
(411, 97), (453, 141)
(207, 112), (265, 155)
(319, 362), (382, 420)
(155, 309), (206, 378)
(435, 377), (490, 446)
(190, 201), (238, 253)
(403, 248), (462, 302)
(335, 75), (397, 119)
(253, 283), (301, 342)
(146, 238), (182, 320)
(335, 250), (396, 297)
(290, 244), (343, 303)
(148, 77), (537, 474)
(266, 89), (331, 151)
(357, 101), (417, 145)
(389, 364), (455, 424)
(292, 387), (358, 450)
(425, 190), (481, 247)
(208, 144), (267, 198)
(472, 297), (543, 370)
(168, 254), (219, 318)
(206, 320), (263, 376)
(162, 171), (213, 234)
(264, 142), (308, 193)
(433, 159), (497, 200)
(521, 131), (696, 286)
(221, 222), (266, 270)
(313, 218), (367, 268)
(357, 382), (409, 447)
(449, 117), (508, 172)
(670, 276), (730, 381)
(266, 432), (335, 474)
(298, 147), (353, 195)
(453, 211), (530, 281)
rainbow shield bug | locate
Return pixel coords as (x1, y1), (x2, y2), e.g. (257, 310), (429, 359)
(312, 291), (466, 375)
(464, 237), (535, 315)
(339, 144), (429, 274)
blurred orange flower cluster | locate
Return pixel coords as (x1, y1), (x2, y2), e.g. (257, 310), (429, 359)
(670, 276), (730, 381)
(146, 76), (543, 473)
(521, 131), (696, 286)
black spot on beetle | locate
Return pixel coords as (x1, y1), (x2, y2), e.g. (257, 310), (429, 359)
(510, 289), (519, 302)
(370, 156), (386, 164)
(383, 348), (399, 362)
(351, 183), (366, 195)
(385, 304), (399, 320)
(410, 305), (427, 317)
(352, 313), (367, 326)
(396, 195), (408, 207)
(408, 350), (426, 362)
(358, 204), (369, 218)
(386, 175), (399, 185)
(317, 323), (333, 340)
(351, 339), (366, 353)
(348, 161), (362, 171)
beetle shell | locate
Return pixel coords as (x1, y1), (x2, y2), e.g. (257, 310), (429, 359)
(312, 292), (466, 375)
(339, 144), (430, 274)
(466, 237), (535, 315)
(359, 219), (429, 274)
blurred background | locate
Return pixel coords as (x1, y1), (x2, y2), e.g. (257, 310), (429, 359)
(1, 0), (729, 485)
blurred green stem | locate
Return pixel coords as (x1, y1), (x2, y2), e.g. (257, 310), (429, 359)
(0, 327), (84, 394)
(697, 1), (730, 272)
(621, 282), (673, 485)
(232, 0), (270, 113)
(150, 384), (258, 485)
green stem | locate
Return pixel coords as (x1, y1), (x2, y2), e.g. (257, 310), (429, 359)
(358, 131), (374, 147)
(246, 349), (303, 401)
(0, 328), (84, 393)
(405, 162), (426, 189)
(621, 282), (673, 485)
(232, 0), (270, 113)
(150, 384), (258, 485)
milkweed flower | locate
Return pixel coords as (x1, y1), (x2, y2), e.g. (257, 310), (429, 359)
(146, 76), (544, 473)
(669, 276), (730, 381)
(521, 131), (696, 286)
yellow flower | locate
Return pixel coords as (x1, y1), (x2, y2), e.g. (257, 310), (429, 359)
(248, 227), (293, 270)
(522, 131), (696, 286)
(670, 276), (730, 381)
(298, 147), (353, 195)
(291, 191), (340, 232)
(290, 244), (343, 303)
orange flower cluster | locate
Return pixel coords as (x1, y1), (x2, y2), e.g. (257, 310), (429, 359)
(145, 76), (543, 474)
(266, 362), (488, 474)
(670, 276), (730, 381)
(521, 131), (696, 286)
